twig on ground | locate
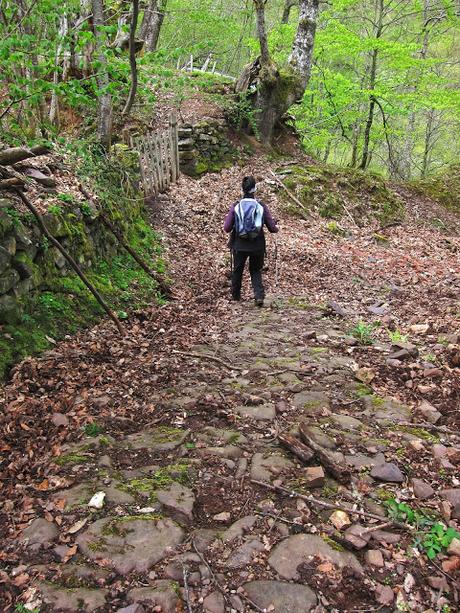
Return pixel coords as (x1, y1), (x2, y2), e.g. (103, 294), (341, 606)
(396, 421), (458, 437)
(172, 350), (242, 371)
(361, 521), (394, 534)
(251, 479), (410, 530)
(255, 510), (303, 527)
(192, 540), (232, 607)
(269, 170), (310, 219)
(181, 564), (193, 613)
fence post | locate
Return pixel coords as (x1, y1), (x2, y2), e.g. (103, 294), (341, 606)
(169, 112), (179, 182)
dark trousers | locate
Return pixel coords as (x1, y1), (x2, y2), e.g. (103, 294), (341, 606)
(232, 249), (265, 300)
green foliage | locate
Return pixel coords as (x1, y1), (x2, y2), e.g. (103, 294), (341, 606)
(388, 329), (408, 343)
(421, 523), (459, 560)
(350, 321), (376, 345)
(84, 423), (103, 437)
(385, 498), (460, 559)
(15, 605), (40, 613)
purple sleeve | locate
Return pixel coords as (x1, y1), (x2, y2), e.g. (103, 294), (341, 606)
(224, 202), (236, 233)
(261, 202), (279, 233)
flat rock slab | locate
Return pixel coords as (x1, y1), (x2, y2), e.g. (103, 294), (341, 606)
(363, 397), (411, 422)
(220, 516), (258, 543)
(268, 534), (363, 580)
(38, 582), (108, 612)
(244, 580), (317, 613)
(127, 581), (180, 613)
(156, 483), (195, 524)
(346, 452), (386, 468)
(233, 404), (276, 420)
(225, 539), (265, 568)
(21, 518), (59, 546)
(441, 489), (460, 505)
(292, 391), (330, 415)
(77, 517), (184, 575)
(196, 427), (248, 445)
(330, 413), (362, 431)
(123, 427), (189, 451)
(251, 453), (294, 482)
(54, 482), (134, 510)
(197, 445), (243, 459)
(370, 462), (404, 483)
(299, 425), (336, 450)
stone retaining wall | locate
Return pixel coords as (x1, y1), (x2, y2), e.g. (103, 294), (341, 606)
(0, 198), (118, 324)
(178, 118), (235, 176)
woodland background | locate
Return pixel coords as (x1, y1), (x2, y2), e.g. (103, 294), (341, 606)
(1, 0), (459, 179)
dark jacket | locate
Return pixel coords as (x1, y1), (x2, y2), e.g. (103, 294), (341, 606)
(224, 199), (278, 252)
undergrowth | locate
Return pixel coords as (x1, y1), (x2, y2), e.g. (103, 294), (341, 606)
(0, 144), (166, 381)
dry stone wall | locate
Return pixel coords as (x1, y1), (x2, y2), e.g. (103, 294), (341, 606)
(178, 118), (236, 176)
(0, 198), (117, 324)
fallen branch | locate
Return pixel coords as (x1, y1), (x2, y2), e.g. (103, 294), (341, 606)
(251, 479), (410, 530)
(278, 432), (314, 463)
(15, 189), (124, 336)
(0, 144), (50, 166)
(299, 421), (352, 484)
(79, 185), (171, 297)
(172, 350), (242, 371)
(269, 170), (310, 219)
(396, 421), (458, 437)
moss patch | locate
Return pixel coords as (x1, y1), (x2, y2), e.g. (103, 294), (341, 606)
(54, 453), (91, 466)
(121, 464), (191, 502)
(411, 164), (460, 214)
(277, 164), (404, 226)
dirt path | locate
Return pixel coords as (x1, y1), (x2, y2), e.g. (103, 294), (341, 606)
(2, 156), (460, 612)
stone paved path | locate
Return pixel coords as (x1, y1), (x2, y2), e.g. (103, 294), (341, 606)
(17, 295), (460, 612)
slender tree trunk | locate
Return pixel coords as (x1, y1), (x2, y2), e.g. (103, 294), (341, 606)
(92, 0), (112, 150)
(140, 0), (167, 52)
(282, 0), (298, 23)
(122, 0), (140, 117)
(421, 109), (435, 177)
(49, 13), (69, 127)
(359, 0), (383, 170)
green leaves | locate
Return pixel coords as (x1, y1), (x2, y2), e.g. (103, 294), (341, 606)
(422, 524), (459, 560)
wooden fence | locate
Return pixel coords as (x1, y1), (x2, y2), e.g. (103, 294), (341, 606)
(133, 113), (180, 197)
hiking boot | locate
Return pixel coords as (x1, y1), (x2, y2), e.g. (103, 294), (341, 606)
(255, 298), (264, 307)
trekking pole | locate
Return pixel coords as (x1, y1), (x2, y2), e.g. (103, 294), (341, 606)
(274, 236), (279, 287)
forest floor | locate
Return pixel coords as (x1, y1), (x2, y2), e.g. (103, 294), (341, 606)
(1, 153), (460, 612)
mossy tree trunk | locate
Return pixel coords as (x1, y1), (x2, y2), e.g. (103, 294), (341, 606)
(237, 0), (319, 144)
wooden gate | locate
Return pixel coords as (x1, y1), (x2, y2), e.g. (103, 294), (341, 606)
(134, 113), (180, 197)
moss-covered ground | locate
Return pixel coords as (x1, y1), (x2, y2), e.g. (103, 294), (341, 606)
(278, 163), (404, 226)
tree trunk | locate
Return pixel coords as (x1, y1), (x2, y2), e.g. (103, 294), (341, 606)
(243, 0), (319, 143)
(49, 13), (69, 127)
(282, 0), (298, 23)
(359, 0), (383, 170)
(140, 0), (167, 52)
(122, 0), (140, 117)
(92, 0), (113, 150)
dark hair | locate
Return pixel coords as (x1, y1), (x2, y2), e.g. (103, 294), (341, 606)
(242, 175), (256, 196)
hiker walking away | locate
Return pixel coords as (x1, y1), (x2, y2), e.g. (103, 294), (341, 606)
(224, 176), (279, 307)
